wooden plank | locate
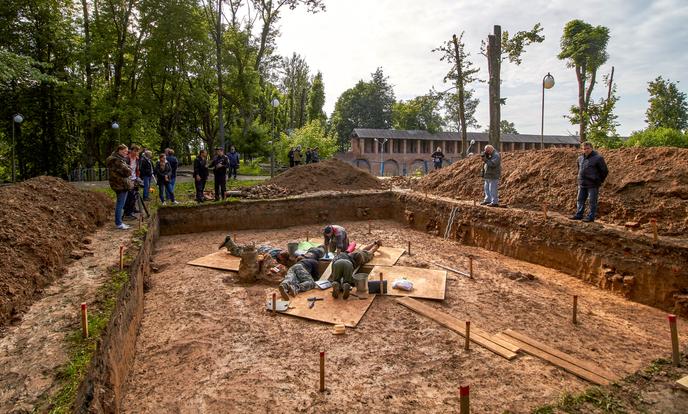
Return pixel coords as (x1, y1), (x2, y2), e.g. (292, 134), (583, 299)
(433, 262), (471, 278)
(187, 250), (241, 271)
(282, 288), (376, 328)
(677, 375), (688, 391)
(476, 330), (520, 353)
(503, 329), (618, 382)
(367, 247), (406, 267)
(395, 297), (517, 360)
(498, 332), (610, 385)
(369, 266), (447, 300)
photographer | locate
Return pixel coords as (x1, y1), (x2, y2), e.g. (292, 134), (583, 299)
(480, 144), (501, 207)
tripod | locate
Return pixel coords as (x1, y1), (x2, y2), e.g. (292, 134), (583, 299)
(132, 183), (150, 218)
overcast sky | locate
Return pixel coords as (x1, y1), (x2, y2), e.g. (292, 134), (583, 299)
(275, 0), (688, 136)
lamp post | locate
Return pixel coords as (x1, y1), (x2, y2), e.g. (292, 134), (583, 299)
(112, 121), (120, 143)
(270, 98), (280, 178)
(11, 114), (23, 183)
(374, 138), (388, 176)
(541, 73), (555, 149)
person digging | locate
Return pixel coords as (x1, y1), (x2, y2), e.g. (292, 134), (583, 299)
(329, 241), (382, 299)
(219, 234), (293, 281)
(278, 258), (320, 300)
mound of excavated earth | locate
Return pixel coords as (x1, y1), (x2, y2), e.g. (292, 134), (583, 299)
(0, 176), (111, 326)
(416, 147), (688, 236)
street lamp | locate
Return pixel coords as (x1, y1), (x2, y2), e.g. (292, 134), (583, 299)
(11, 114), (23, 183)
(541, 73), (555, 149)
(270, 98), (280, 178)
(374, 138), (388, 176)
(112, 121), (120, 143)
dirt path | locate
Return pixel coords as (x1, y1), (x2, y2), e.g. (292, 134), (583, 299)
(121, 220), (688, 413)
(0, 225), (132, 412)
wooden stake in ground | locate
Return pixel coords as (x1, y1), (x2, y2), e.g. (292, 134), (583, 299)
(319, 351), (325, 392)
(407, 241), (411, 256)
(368, 222), (372, 234)
(669, 314), (681, 367)
(138, 215), (142, 230)
(81, 303), (88, 338)
(543, 202), (549, 220)
(469, 257), (473, 278)
(651, 219), (658, 243)
(473, 200), (476, 206)
(459, 385), (470, 414)
(119, 245), (124, 270)
(272, 293), (277, 316)
(573, 295), (578, 325)
(379, 272), (384, 295)
(306, 232), (309, 242)
(465, 321), (470, 350)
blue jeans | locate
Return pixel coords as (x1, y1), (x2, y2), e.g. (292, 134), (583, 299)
(115, 190), (128, 226)
(575, 186), (599, 220)
(159, 181), (175, 203)
(169, 176), (176, 199)
(483, 179), (499, 204)
(142, 176), (152, 200)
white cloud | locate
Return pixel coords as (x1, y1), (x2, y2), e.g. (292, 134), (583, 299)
(275, 0), (688, 136)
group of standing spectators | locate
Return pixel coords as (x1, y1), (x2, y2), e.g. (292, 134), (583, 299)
(287, 145), (320, 167)
(193, 145), (241, 202)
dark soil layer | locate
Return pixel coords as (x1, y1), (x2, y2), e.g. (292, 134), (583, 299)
(0, 176), (111, 326)
(415, 147), (688, 236)
(243, 159), (384, 198)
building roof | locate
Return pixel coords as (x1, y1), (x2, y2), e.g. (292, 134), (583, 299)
(351, 128), (580, 145)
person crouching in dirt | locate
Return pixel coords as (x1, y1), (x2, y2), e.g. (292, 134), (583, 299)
(278, 258), (320, 300)
(323, 225), (349, 255)
(480, 144), (501, 207)
(329, 241), (382, 299)
(106, 144), (134, 230)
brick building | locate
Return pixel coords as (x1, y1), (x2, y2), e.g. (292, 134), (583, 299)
(337, 128), (580, 175)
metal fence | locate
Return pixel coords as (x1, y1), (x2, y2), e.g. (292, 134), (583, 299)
(68, 168), (110, 182)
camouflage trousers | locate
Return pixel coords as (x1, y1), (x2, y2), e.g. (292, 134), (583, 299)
(281, 263), (316, 294)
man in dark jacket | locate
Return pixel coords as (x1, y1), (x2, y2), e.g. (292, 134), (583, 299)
(154, 153), (176, 204)
(139, 150), (154, 201)
(165, 148), (179, 196)
(209, 147), (229, 200)
(570, 142), (608, 222)
(227, 146), (240, 180)
(288, 148), (295, 167)
(106, 144), (133, 230)
(431, 146), (445, 170)
(193, 149), (209, 202)
(480, 145), (501, 207)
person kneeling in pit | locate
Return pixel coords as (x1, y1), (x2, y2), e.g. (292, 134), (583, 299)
(329, 240), (382, 299)
(323, 225), (349, 255)
(278, 257), (320, 300)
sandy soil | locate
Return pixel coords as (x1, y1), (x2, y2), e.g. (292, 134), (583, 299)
(0, 225), (133, 412)
(121, 220), (688, 413)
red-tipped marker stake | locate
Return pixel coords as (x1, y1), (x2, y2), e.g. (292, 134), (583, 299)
(669, 314), (680, 367)
(465, 321), (470, 350)
(81, 303), (88, 338)
(319, 351), (325, 392)
(573, 295), (578, 325)
(407, 241), (411, 256)
(459, 385), (470, 414)
(119, 245), (124, 270)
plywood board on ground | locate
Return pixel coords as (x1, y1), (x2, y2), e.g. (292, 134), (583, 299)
(366, 247), (406, 267)
(369, 266), (447, 300)
(395, 297), (517, 360)
(677, 375), (688, 391)
(281, 288), (376, 328)
(187, 250), (241, 271)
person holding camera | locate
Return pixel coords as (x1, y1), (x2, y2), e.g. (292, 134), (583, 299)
(480, 144), (501, 207)
(123, 145), (141, 220)
(193, 149), (209, 202)
(570, 142), (608, 223)
(106, 144), (133, 230)
(209, 147), (230, 201)
(154, 153), (177, 205)
(431, 146), (445, 170)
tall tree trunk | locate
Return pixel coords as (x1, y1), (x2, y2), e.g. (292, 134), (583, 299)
(575, 64), (587, 142)
(299, 88), (306, 128)
(487, 25), (501, 149)
(81, 0), (97, 167)
(215, 0), (226, 149)
(607, 66), (614, 101)
(452, 34), (468, 156)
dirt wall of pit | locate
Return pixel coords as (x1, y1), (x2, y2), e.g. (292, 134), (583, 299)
(74, 215), (159, 413)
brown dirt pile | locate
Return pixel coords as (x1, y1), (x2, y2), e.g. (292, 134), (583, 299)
(0, 176), (112, 326)
(245, 159), (384, 198)
(416, 147), (688, 235)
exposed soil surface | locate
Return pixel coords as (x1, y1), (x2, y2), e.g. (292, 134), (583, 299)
(121, 220), (688, 413)
(415, 147), (688, 236)
(243, 159), (384, 198)
(0, 177), (111, 326)
(0, 225), (133, 412)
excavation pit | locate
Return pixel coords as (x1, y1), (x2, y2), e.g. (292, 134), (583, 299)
(105, 191), (687, 412)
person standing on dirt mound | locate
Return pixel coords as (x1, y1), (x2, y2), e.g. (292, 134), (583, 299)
(293, 145), (303, 166)
(570, 142), (608, 223)
(431, 146), (445, 170)
(106, 144), (133, 230)
(209, 147), (229, 201)
(480, 144), (501, 207)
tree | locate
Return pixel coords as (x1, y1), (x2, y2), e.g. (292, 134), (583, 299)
(558, 19), (610, 142)
(280, 53), (310, 129)
(330, 67), (396, 151)
(276, 120), (337, 163)
(484, 24), (544, 148)
(568, 69), (621, 148)
(646, 76), (688, 130)
(500, 120), (518, 134)
(433, 31), (480, 155)
(625, 127), (688, 148)
(307, 71), (326, 123)
(392, 92), (444, 133)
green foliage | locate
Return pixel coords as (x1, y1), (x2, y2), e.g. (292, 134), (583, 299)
(392, 93), (444, 133)
(558, 20), (610, 70)
(276, 120), (337, 164)
(501, 23), (545, 65)
(281, 53), (311, 130)
(500, 120), (518, 134)
(307, 71), (326, 123)
(625, 127), (688, 148)
(568, 73), (622, 148)
(645, 76), (688, 130)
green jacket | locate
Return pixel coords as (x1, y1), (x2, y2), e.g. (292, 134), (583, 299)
(106, 151), (133, 192)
